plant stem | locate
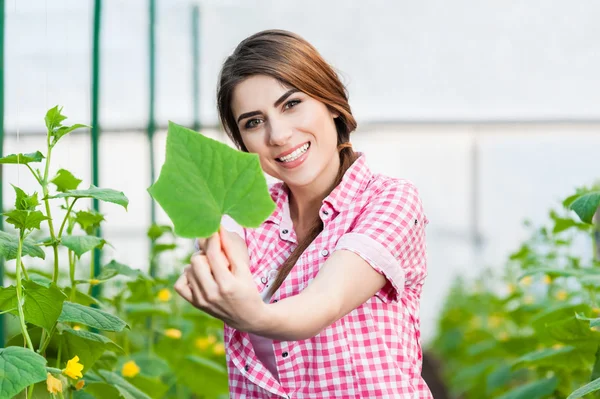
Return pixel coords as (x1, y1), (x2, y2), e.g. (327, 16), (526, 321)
(69, 250), (76, 302)
(42, 137), (60, 283)
(16, 230), (34, 351)
(27, 384), (33, 399)
(88, 251), (96, 296)
(56, 339), (63, 368)
(25, 163), (42, 185)
(20, 259), (29, 280)
(39, 324), (56, 355)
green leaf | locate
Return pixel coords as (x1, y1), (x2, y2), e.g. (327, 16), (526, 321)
(546, 316), (600, 343)
(512, 346), (576, 370)
(0, 231), (46, 260)
(75, 209), (105, 234)
(152, 243), (176, 255)
(61, 235), (107, 257)
(53, 123), (90, 144)
(122, 353), (170, 378)
(3, 209), (49, 230)
(0, 282), (67, 331)
(82, 382), (122, 398)
(13, 185), (39, 210)
(570, 191), (600, 224)
(550, 210), (590, 234)
(148, 122), (275, 238)
(51, 169), (83, 192)
(567, 376), (600, 399)
(176, 355), (228, 397)
(0, 346), (48, 398)
(97, 370), (152, 399)
(51, 185), (129, 210)
(45, 105), (68, 131)
(147, 224), (173, 241)
(0, 151), (44, 164)
(63, 287), (102, 307)
(125, 375), (169, 399)
(55, 327), (123, 372)
(97, 260), (146, 281)
(496, 377), (558, 399)
(58, 302), (128, 332)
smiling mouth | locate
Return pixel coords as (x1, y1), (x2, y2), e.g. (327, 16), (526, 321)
(276, 142), (311, 163)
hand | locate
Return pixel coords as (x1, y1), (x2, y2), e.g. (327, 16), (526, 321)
(174, 228), (265, 333)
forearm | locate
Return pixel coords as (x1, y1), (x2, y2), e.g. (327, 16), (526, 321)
(251, 290), (339, 341)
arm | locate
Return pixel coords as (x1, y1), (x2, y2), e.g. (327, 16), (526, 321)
(252, 249), (386, 341)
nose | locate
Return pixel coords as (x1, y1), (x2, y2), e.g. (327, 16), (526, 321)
(267, 118), (293, 147)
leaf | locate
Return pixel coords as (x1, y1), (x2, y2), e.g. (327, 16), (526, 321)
(58, 302), (128, 332)
(51, 169), (83, 192)
(0, 151), (44, 164)
(0, 282), (67, 332)
(13, 185), (39, 210)
(495, 377), (558, 399)
(125, 375), (169, 399)
(546, 316), (600, 343)
(147, 224), (173, 241)
(54, 327), (124, 372)
(570, 191), (600, 224)
(123, 353), (171, 378)
(97, 260), (146, 281)
(75, 209), (105, 234)
(61, 235), (107, 257)
(53, 123), (90, 144)
(550, 210), (590, 234)
(51, 185), (129, 210)
(97, 370), (152, 399)
(3, 209), (49, 230)
(512, 346), (576, 370)
(148, 122), (275, 238)
(0, 231), (46, 260)
(45, 105), (68, 131)
(63, 287), (102, 307)
(152, 243), (176, 255)
(176, 355), (228, 397)
(0, 346), (48, 398)
(567, 377), (600, 399)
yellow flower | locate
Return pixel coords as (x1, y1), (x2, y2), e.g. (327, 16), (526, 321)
(507, 284), (516, 294)
(75, 380), (86, 390)
(121, 360), (141, 378)
(165, 328), (182, 339)
(89, 279), (100, 285)
(195, 335), (217, 350)
(63, 355), (84, 380)
(488, 316), (502, 328)
(213, 342), (225, 355)
(46, 373), (63, 394)
(543, 275), (552, 284)
(555, 290), (568, 301)
(73, 325), (81, 331)
(521, 276), (532, 286)
(157, 288), (172, 302)
(593, 308), (600, 315)
(523, 295), (534, 304)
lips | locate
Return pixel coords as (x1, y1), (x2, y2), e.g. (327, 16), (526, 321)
(275, 142), (310, 160)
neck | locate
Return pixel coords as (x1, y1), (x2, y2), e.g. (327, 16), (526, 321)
(287, 154), (341, 231)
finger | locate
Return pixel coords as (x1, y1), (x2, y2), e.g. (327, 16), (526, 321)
(185, 266), (209, 308)
(196, 238), (208, 252)
(190, 254), (219, 301)
(174, 269), (194, 303)
(205, 231), (233, 287)
(220, 228), (251, 278)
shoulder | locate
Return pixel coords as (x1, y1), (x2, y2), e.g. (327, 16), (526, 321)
(366, 174), (422, 204)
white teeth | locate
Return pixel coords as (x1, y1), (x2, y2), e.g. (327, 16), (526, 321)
(278, 143), (309, 163)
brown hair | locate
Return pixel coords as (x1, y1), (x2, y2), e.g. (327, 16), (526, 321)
(217, 29), (360, 298)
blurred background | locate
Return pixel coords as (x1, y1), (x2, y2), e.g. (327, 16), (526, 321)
(1, 1), (599, 397)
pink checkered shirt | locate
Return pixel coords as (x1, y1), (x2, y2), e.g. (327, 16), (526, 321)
(222, 154), (432, 398)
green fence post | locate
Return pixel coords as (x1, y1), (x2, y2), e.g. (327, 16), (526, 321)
(192, 5), (200, 132)
(0, 0), (6, 347)
(91, 0), (102, 299)
(148, 0), (157, 277)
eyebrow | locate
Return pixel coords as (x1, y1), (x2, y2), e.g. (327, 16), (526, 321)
(236, 89), (300, 124)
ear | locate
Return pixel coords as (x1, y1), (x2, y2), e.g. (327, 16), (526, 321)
(331, 110), (340, 119)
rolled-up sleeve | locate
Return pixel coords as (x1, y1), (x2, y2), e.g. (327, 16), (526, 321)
(334, 180), (428, 303)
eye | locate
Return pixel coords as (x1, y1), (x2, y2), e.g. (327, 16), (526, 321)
(284, 99), (301, 110)
(244, 118), (263, 129)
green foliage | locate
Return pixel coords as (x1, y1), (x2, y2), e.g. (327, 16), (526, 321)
(430, 183), (600, 398)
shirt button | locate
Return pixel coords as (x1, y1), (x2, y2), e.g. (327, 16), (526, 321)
(320, 249), (329, 257)
(273, 299), (279, 303)
(322, 210), (329, 216)
(260, 277), (268, 284)
(282, 229), (289, 234)
(282, 352), (288, 358)
(244, 364), (249, 371)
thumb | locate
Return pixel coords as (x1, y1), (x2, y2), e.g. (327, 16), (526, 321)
(219, 228), (251, 277)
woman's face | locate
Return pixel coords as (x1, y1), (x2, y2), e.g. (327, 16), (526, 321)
(231, 75), (340, 190)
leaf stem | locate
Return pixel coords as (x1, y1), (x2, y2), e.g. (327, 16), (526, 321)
(27, 384), (33, 399)
(38, 324), (56, 356)
(41, 135), (60, 283)
(69, 250), (76, 302)
(16, 230), (34, 350)
(58, 198), (78, 239)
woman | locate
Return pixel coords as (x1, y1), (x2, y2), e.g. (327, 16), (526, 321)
(175, 29), (432, 398)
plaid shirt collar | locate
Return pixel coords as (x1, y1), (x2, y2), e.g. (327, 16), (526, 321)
(265, 153), (372, 225)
